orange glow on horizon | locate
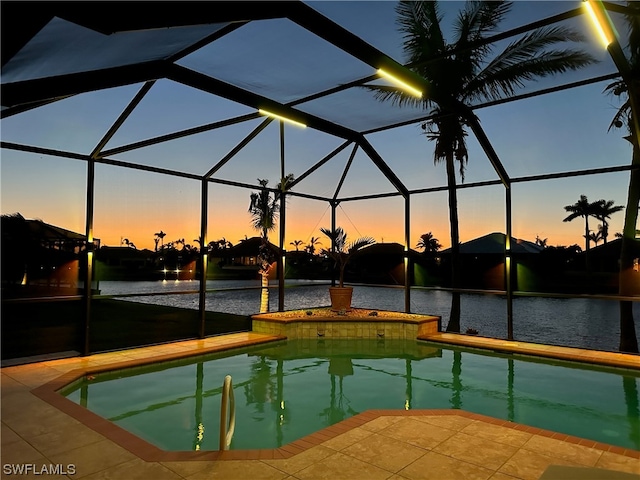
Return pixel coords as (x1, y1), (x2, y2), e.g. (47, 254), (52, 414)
(90, 217), (590, 254)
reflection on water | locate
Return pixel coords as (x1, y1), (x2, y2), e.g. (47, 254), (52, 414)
(99, 280), (640, 352)
(193, 362), (204, 451)
(623, 376), (640, 448)
(63, 339), (640, 451)
(450, 351), (462, 410)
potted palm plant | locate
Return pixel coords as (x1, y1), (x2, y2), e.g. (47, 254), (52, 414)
(320, 227), (375, 311)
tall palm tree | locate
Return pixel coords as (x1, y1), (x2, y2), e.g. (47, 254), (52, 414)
(563, 195), (602, 252)
(603, 0), (640, 353)
(416, 232), (442, 253)
(594, 199), (624, 244)
(289, 240), (304, 251)
(248, 175), (294, 313)
(370, 1), (595, 332)
(249, 179), (279, 313)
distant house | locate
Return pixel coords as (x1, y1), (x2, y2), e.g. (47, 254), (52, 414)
(1, 215), (98, 290)
(349, 243), (422, 285)
(439, 232), (542, 290)
(224, 237), (279, 266)
(17, 218), (98, 254)
(215, 237), (280, 279)
(579, 238), (640, 273)
(576, 238), (640, 294)
(96, 246), (154, 268)
(94, 246), (155, 280)
(441, 232), (542, 256)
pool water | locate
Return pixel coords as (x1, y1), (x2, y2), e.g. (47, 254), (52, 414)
(61, 339), (640, 451)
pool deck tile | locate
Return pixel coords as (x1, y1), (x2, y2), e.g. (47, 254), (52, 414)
(420, 332), (640, 370)
(2, 331), (639, 479)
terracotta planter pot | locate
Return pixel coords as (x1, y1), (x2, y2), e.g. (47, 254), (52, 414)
(329, 286), (353, 311)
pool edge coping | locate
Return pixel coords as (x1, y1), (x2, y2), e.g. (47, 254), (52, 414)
(28, 333), (640, 462)
(420, 333), (640, 371)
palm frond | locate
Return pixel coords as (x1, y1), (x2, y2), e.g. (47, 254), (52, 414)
(563, 195), (601, 222)
(604, 1), (639, 136)
(248, 182), (279, 236)
(450, 2), (512, 85)
(320, 226), (347, 252)
(624, 0), (640, 65)
(454, 1), (512, 44)
(563, 210), (583, 222)
(604, 80), (632, 132)
(348, 237), (376, 254)
(453, 1), (511, 59)
(466, 26), (596, 102)
(396, 0), (447, 69)
(362, 84), (432, 110)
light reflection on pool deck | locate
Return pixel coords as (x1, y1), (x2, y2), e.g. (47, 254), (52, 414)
(3, 332), (639, 480)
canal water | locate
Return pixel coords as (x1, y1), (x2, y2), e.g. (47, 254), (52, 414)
(98, 280), (640, 353)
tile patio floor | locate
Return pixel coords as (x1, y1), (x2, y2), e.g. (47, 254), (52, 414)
(1, 332), (639, 480)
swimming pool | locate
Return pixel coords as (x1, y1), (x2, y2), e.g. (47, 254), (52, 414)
(61, 339), (640, 452)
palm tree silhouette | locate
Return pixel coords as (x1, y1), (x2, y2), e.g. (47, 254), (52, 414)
(122, 238), (138, 249)
(535, 236), (548, 249)
(416, 232), (442, 253)
(594, 199), (624, 244)
(289, 240), (304, 251)
(603, 0), (639, 353)
(154, 230), (166, 252)
(320, 227), (375, 288)
(248, 175), (294, 313)
(585, 230), (603, 248)
(306, 236), (322, 255)
(563, 195), (602, 252)
(370, 1), (595, 332)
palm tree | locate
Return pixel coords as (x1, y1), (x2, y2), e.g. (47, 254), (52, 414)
(248, 175), (294, 313)
(563, 195), (602, 252)
(122, 238), (137, 249)
(594, 199), (624, 244)
(603, 0), (640, 353)
(289, 240), (304, 251)
(416, 232), (442, 253)
(370, 1), (595, 332)
(320, 227), (375, 288)
(249, 179), (278, 313)
(585, 230), (603, 248)
(535, 235), (548, 249)
(306, 236), (322, 255)
(154, 230), (166, 252)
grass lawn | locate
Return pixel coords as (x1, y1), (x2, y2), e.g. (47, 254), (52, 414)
(1, 298), (250, 361)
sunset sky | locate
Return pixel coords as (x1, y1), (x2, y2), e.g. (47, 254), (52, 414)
(0, 1), (634, 252)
